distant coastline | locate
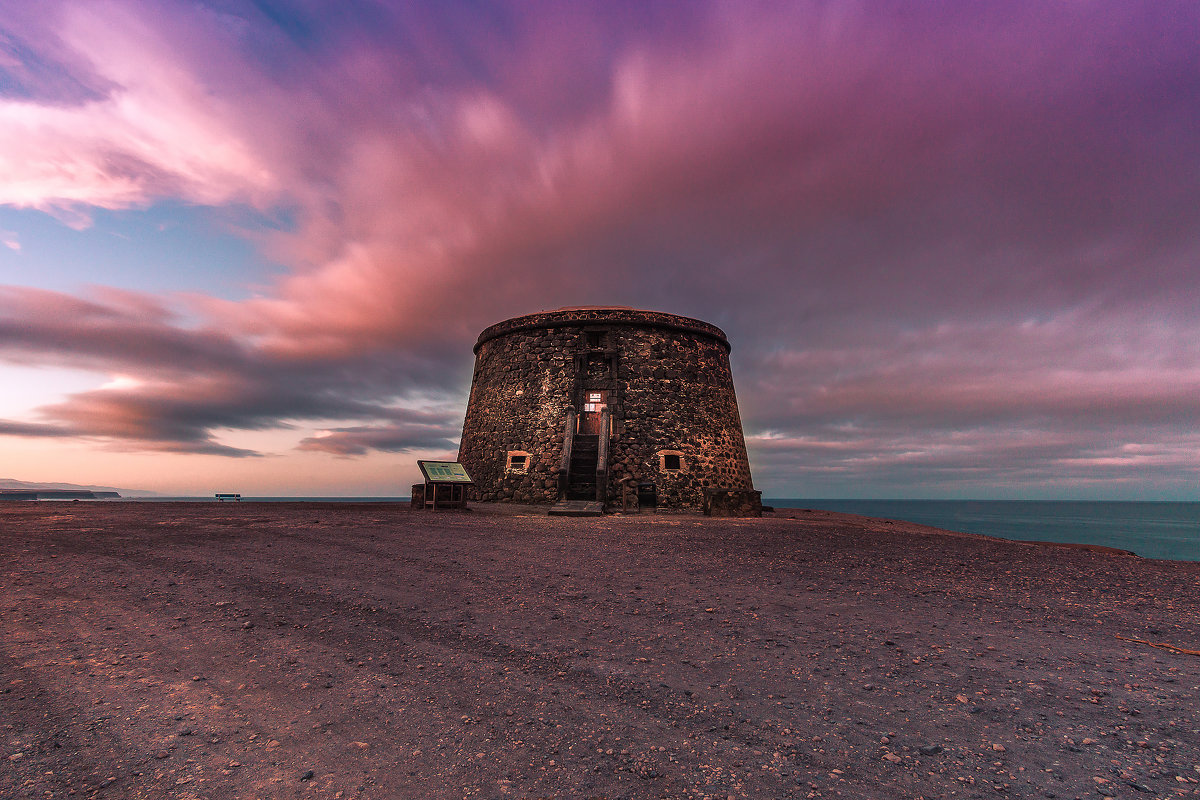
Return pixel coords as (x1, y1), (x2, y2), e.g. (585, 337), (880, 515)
(0, 489), (121, 501)
(0, 478), (155, 497)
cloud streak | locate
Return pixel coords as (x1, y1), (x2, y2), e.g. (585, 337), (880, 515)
(0, 286), (464, 456)
(297, 417), (461, 458)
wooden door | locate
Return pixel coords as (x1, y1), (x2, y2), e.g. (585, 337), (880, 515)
(578, 390), (607, 435)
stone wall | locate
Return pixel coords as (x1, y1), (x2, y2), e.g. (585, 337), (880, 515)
(457, 308), (755, 510)
(703, 489), (764, 517)
(604, 326), (753, 509)
(457, 326), (575, 503)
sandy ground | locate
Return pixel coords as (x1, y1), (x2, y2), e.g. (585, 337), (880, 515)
(1, 502), (1198, 800)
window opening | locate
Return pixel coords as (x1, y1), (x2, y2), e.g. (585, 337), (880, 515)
(586, 331), (607, 348)
(658, 451), (685, 472)
(506, 452), (530, 473)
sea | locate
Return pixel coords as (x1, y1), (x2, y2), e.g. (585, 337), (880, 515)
(113, 496), (1200, 563)
(767, 499), (1200, 563)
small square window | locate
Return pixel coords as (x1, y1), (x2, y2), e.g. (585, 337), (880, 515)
(663, 454), (682, 471)
(506, 451), (530, 473)
(586, 331), (607, 348)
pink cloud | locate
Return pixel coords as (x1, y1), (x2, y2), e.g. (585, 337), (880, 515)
(0, 1), (277, 225)
(10, 1), (1197, 350)
(191, 0), (1197, 366)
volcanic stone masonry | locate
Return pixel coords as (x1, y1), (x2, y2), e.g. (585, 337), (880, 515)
(456, 307), (758, 512)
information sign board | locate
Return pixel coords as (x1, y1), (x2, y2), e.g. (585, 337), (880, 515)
(417, 461), (474, 484)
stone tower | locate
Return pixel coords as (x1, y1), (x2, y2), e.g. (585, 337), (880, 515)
(457, 307), (756, 511)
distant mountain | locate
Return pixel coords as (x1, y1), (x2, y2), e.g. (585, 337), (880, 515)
(0, 478), (158, 497)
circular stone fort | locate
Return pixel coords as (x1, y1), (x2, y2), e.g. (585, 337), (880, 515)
(457, 307), (758, 513)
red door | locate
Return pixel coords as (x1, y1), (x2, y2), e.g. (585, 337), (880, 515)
(578, 390), (607, 435)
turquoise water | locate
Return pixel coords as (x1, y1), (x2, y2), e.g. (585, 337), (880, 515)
(767, 500), (1200, 562)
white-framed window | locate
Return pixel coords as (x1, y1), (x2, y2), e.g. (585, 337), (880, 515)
(506, 451), (530, 474)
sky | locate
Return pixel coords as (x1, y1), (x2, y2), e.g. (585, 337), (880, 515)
(1, 0), (1199, 499)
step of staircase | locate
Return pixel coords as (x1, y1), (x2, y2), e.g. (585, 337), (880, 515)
(564, 433), (603, 503)
(548, 500), (604, 517)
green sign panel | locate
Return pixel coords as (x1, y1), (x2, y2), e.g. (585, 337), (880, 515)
(418, 460), (474, 483)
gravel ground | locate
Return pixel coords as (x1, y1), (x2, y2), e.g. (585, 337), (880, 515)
(1, 501), (1198, 800)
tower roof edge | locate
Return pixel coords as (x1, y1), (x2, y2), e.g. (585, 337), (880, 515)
(473, 307), (730, 354)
